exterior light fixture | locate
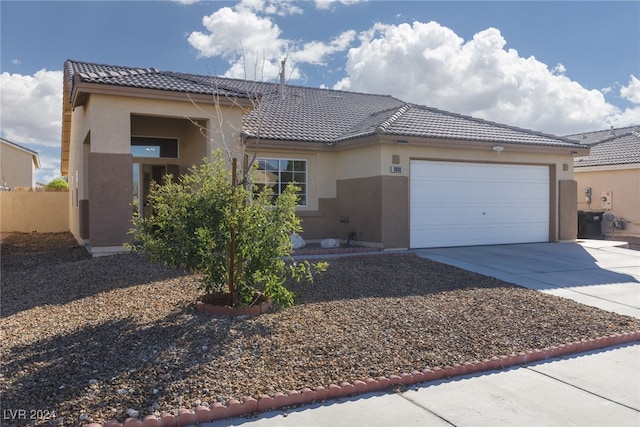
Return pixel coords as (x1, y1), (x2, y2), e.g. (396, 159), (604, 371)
(492, 146), (504, 154)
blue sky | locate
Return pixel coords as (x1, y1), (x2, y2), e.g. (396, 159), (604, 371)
(1, 0), (639, 183)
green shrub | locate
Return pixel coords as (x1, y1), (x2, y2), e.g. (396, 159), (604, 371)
(45, 177), (68, 191)
(130, 151), (326, 308)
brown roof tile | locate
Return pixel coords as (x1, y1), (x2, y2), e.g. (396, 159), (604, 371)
(570, 126), (640, 167)
(65, 59), (583, 149)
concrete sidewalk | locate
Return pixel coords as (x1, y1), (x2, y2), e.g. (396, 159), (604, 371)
(201, 343), (639, 427)
(197, 241), (640, 427)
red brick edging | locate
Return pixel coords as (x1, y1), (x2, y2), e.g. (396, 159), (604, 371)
(89, 330), (640, 427)
(292, 246), (382, 256)
(195, 300), (272, 316)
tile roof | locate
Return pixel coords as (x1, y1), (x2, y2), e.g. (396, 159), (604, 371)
(65, 59), (582, 149)
(566, 125), (640, 146)
(65, 61), (251, 98)
(569, 126), (640, 167)
(239, 85), (408, 143)
(374, 104), (579, 146)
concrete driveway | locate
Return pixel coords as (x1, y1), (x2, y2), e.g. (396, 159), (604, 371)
(415, 240), (640, 318)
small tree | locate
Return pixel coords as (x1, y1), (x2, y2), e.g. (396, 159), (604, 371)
(130, 150), (326, 309)
(45, 177), (68, 191)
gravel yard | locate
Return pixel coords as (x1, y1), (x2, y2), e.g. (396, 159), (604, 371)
(2, 232), (639, 426)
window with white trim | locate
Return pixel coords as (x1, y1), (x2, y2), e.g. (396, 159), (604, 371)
(255, 158), (307, 206)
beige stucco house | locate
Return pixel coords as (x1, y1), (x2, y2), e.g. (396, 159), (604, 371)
(0, 137), (41, 190)
(569, 125), (640, 238)
(62, 60), (588, 255)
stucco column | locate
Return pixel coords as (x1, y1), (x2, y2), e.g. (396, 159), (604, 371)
(380, 175), (409, 249)
(558, 180), (578, 241)
(88, 152), (133, 247)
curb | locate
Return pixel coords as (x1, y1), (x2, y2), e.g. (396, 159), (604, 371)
(88, 330), (640, 427)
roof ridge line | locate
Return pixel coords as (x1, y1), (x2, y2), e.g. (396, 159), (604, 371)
(374, 104), (412, 134)
(0, 137), (39, 156)
(66, 59), (160, 73)
(410, 104), (580, 145)
(565, 124), (640, 138)
(163, 71), (218, 90)
(133, 64), (404, 100)
(585, 132), (635, 146)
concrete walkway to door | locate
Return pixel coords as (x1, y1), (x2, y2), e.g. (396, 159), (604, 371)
(414, 240), (640, 319)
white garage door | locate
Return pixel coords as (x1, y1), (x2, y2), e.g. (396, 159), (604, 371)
(410, 160), (549, 248)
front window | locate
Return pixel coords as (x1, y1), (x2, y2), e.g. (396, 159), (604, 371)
(131, 137), (178, 158)
(255, 158), (307, 206)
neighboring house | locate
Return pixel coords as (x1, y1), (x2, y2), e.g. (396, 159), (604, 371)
(0, 137), (41, 190)
(568, 125), (640, 238)
(62, 59), (588, 255)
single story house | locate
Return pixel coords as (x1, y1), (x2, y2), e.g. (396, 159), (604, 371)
(568, 125), (640, 238)
(0, 137), (41, 190)
(62, 59), (588, 255)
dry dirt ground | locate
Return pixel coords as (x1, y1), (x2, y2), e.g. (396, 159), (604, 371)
(1, 232), (639, 426)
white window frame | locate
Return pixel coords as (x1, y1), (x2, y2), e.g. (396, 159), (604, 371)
(255, 158), (307, 207)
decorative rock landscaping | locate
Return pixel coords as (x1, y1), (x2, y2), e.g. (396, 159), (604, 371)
(2, 232), (639, 426)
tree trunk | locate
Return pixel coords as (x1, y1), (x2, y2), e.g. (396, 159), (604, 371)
(228, 158), (237, 306)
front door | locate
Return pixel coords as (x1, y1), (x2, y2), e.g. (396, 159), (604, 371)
(133, 163), (180, 218)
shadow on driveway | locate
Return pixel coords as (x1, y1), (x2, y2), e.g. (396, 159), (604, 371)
(414, 242), (639, 290)
(415, 242), (640, 319)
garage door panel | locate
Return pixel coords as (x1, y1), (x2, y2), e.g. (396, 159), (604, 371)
(410, 161), (549, 248)
(414, 224), (548, 248)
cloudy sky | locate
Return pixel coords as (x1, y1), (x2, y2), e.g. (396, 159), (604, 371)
(1, 0), (639, 183)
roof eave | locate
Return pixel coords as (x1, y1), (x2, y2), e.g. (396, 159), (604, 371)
(574, 162), (640, 171)
(370, 130), (589, 154)
(377, 135), (589, 154)
(69, 81), (255, 110)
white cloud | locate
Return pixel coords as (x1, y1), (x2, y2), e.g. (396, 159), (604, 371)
(551, 63), (566, 76)
(602, 75), (640, 128)
(11, 59), (21, 65)
(334, 21), (628, 135)
(0, 69), (64, 181)
(606, 106), (640, 128)
(36, 150), (63, 184)
(189, 6), (283, 59)
(189, 9), (633, 134)
(620, 75), (640, 104)
(290, 30), (356, 65)
(235, 0), (303, 16)
(188, 5), (288, 80)
(188, 2), (354, 81)
(1, 69), (63, 148)
(315, 0), (364, 10)
(265, 0), (303, 16)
